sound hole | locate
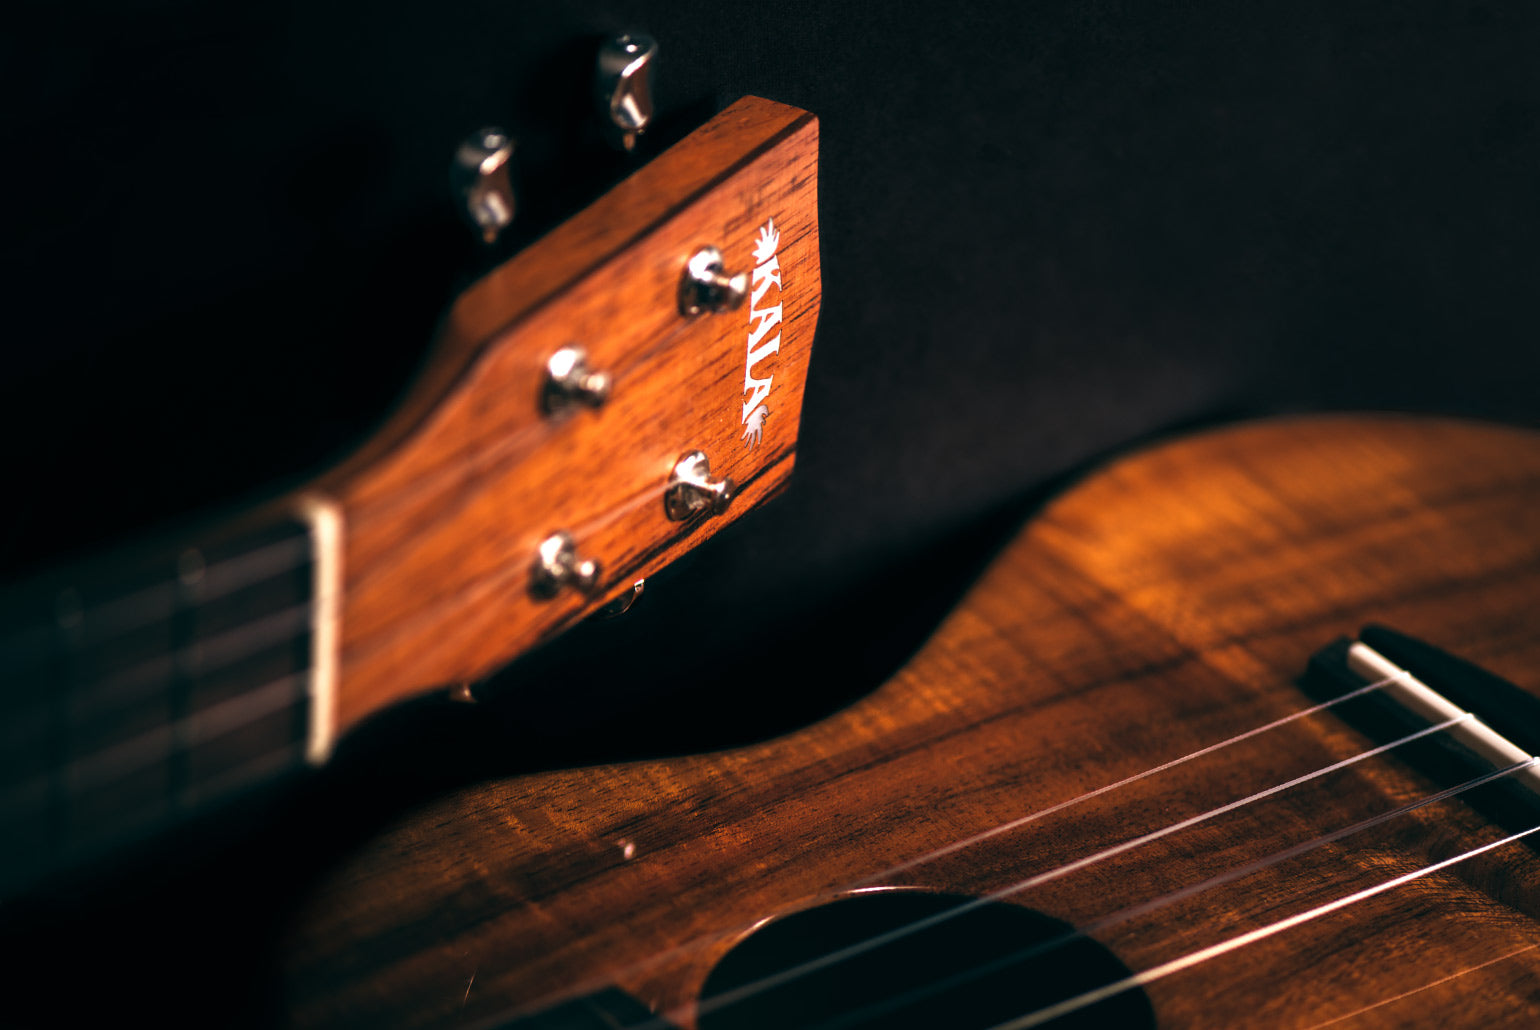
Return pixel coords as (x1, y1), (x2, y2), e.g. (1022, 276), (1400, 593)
(697, 890), (1155, 1030)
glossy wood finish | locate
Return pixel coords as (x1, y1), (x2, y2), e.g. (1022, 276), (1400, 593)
(282, 415), (1540, 1028)
(319, 97), (821, 736)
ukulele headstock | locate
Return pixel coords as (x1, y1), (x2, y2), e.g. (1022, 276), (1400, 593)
(319, 96), (822, 745)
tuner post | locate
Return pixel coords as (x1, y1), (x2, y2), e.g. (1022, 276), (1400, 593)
(452, 127), (518, 245)
(530, 532), (602, 599)
(542, 346), (612, 416)
(665, 451), (735, 521)
(596, 32), (657, 152)
(678, 247), (748, 317)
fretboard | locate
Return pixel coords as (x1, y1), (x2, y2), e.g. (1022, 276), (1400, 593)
(0, 510), (323, 901)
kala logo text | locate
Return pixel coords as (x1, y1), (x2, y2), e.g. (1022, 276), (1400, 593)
(741, 219), (781, 449)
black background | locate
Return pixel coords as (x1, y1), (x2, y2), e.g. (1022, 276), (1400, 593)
(4, 1), (1540, 1023)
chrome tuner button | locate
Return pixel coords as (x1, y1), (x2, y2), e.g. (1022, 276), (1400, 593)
(664, 451), (735, 521)
(542, 346), (611, 415)
(596, 32), (657, 152)
(530, 531), (602, 599)
(678, 247), (748, 317)
(452, 127), (518, 245)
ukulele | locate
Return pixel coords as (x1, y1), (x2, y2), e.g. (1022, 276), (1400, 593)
(0, 96), (822, 906)
(274, 413), (1540, 1028)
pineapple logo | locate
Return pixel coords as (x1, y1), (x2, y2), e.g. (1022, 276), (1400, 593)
(742, 403), (769, 447)
(753, 219), (779, 266)
(741, 218), (782, 450)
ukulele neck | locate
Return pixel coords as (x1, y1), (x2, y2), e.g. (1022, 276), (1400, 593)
(0, 93), (822, 908)
(0, 504), (330, 897)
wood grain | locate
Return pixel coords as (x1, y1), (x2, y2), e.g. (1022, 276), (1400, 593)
(282, 414), (1540, 1028)
(317, 96), (821, 737)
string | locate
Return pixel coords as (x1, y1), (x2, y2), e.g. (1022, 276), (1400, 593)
(56, 739), (306, 870)
(1298, 940), (1540, 1029)
(796, 760), (1536, 1030)
(0, 534), (310, 657)
(849, 674), (1408, 889)
(988, 821), (1540, 1029)
(647, 715), (1466, 1030)
(3, 552), (1412, 902)
(34, 269), (1539, 1027)
(1, 558), (317, 773)
(471, 672), (1413, 1028)
(5, 473), (667, 816)
(23, 404), (1504, 1025)
(0, 672), (308, 812)
(79, 603), (311, 714)
(473, 672), (1419, 1029)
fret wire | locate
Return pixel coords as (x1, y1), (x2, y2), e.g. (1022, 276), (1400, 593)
(2, 516), (314, 761)
(45, 604), (81, 882)
(0, 321), (697, 896)
(0, 510), (317, 901)
(4, 318), (693, 734)
(2, 674), (307, 813)
(169, 555), (199, 813)
(3, 704), (312, 888)
(55, 740), (308, 868)
(1, 607), (309, 803)
(51, 602), (311, 721)
(9, 309), (813, 900)
(1, 319), (682, 685)
(109, 671), (306, 794)
(4, 318), (693, 797)
(0, 534), (312, 659)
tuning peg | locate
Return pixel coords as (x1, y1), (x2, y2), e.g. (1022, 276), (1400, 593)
(596, 32), (657, 152)
(664, 451), (735, 521)
(542, 346), (611, 416)
(452, 127), (518, 245)
(678, 246), (748, 317)
(530, 531), (602, 599)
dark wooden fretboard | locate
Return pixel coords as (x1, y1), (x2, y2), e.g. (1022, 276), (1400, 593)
(0, 512), (319, 901)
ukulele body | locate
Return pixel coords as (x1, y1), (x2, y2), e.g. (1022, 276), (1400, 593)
(283, 414), (1540, 1028)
